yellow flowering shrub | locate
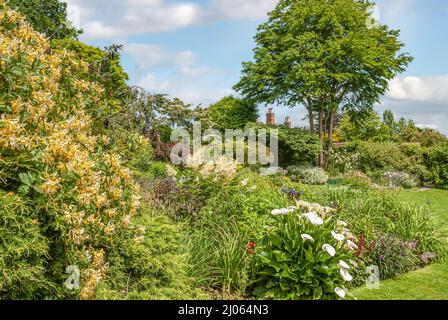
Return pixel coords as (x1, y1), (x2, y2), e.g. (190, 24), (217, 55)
(0, 2), (143, 299)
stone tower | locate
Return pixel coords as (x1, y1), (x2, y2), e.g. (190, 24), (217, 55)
(285, 116), (292, 128)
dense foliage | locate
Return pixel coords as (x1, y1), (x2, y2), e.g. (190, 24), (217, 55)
(206, 96), (259, 131)
(0, 4), (142, 299)
(6, 0), (80, 39)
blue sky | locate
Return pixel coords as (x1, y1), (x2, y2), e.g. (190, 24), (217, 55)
(64, 0), (448, 133)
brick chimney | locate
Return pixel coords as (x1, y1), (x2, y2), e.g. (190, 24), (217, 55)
(266, 108), (275, 125)
(285, 116), (292, 128)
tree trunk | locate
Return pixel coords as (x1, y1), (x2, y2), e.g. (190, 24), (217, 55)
(318, 109), (324, 167)
(307, 107), (314, 133)
(328, 111), (334, 150)
(306, 97), (314, 133)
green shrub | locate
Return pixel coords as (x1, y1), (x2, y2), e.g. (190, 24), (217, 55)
(95, 209), (206, 300)
(382, 171), (417, 189)
(251, 200), (355, 300)
(351, 141), (406, 174)
(0, 6), (142, 298)
(0, 191), (50, 299)
(427, 144), (448, 189)
(326, 149), (360, 176)
(339, 171), (374, 190)
(287, 166), (329, 185)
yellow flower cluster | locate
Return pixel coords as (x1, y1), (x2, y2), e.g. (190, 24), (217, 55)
(0, 3), (142, 299)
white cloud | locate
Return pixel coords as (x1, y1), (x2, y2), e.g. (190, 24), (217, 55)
(174, 51), (197, 66)
(123, 43), (165, 70)
(83, 21), (125, 40)
(64, 0), (277, 40)
(136, 73), (172, 91)
(387, 75), (448, 104)
(204, 0), (277, 21)
(66, 4), (81, 29)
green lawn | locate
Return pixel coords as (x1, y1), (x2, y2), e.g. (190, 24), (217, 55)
(353, 188), (448, 300)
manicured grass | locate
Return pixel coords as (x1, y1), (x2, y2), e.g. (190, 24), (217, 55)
(397, 188), (448, 230)
(353, 188), (448, 300)
(353, 263), (448, 300)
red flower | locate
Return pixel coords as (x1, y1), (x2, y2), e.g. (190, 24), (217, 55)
(248, 249), (254, 255)
(246, 241), (256, 249)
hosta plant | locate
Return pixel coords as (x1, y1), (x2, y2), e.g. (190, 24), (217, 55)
(251, 200), (356, 300)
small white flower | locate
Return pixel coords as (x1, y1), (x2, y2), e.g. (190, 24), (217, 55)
(240, 178), (249, 186)
(339, 260), (350, 269)
(331, 231), (345, 241)
(301, 234), (314, 242)
(347, 240), (359, 250)
(340, 268), (353, 282)
(334, 287), (346, 298)
(322, 244), (336, 257)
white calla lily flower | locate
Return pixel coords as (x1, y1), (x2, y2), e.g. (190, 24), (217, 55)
(301, 234), (314, 242)
(347, 240), (359, 250)
(331, 231), (345, 241)
(339, 260), (350, 269)
(340, 268), (353, 282)
(271, 208), (294, 215)
(322, 244), (336, 257)
(334, 287), (346, 298)
(302, 212), (324, 225)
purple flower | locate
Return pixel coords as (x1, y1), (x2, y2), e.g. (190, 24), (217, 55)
(379, 255), (385, 260)
(282, 186), (287, 193)
(289, 188), (296, 196)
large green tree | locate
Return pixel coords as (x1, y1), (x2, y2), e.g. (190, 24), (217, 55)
(234, 0), (412, 165)
(206, 96), (259, 131)
(6, 0), (80, 39)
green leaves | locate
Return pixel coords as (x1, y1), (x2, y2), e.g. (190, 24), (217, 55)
(17, 172), (40, 196)
(252, 206), (354, 300)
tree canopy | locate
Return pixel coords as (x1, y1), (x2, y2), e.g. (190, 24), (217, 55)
(206, 96), (259, 131)
(234, 0), (413, 164)
(6, 0), (80, 39)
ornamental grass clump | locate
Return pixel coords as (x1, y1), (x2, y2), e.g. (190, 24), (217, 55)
(251, 200), (355, 300)
(0, 3), (143, 299)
